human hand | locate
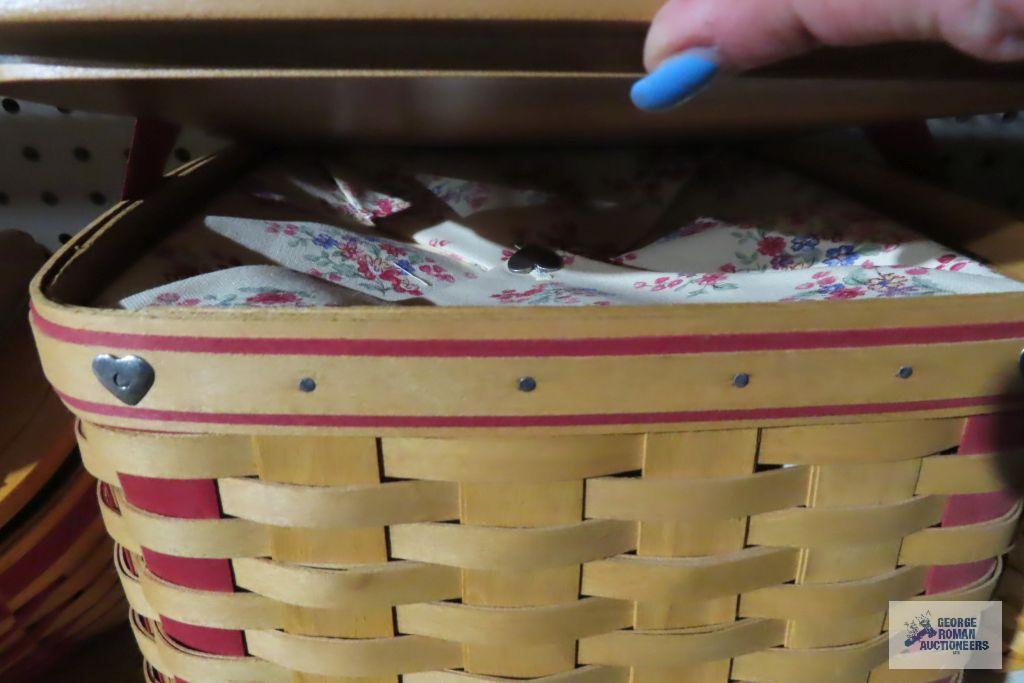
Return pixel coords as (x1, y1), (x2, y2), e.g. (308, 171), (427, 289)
(631, 0), (1024, 111)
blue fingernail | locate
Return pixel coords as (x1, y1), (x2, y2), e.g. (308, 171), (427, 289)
(631, 48), (719, 112)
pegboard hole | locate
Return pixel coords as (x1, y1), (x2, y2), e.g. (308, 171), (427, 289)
(2, 98), (19, 114)
(174, 147), (192, 163)
(73, 146), (92, 162)
(22, 146), (40, 162)
(40, 191), (59, 206)
(0, 192), (8, 206)
(88, 191), (107, 206)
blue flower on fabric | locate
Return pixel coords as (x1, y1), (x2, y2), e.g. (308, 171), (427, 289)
(817, 283), (845, 294)
(393, 259), (415, 276)
(313, 233), (339, 249)
(790, 235), (819, 252)
(824, 244), (858, 266)
(770, 254), (795, 270)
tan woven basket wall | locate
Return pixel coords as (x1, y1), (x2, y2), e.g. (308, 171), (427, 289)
(80, 416), (1018, 683)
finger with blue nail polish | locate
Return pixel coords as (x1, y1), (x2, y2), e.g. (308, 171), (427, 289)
(630, 48), (719, 112)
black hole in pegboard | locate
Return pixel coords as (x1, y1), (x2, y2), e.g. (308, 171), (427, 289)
(174, 147), (192, 163)
(1003, 111), (1019, 123)
(2, 98), (19, 114)
(40, 191), (58, 206)
(88, 191), (107, 206)
(0, 192), (8, 206)
(73, 146), (91, 162)
(58, 233), (72, 244)
(56, 106), (72, 114)
(21, 146), (40, 162)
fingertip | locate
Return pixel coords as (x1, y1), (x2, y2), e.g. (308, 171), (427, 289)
(630, 48), (720, 112)
(643, 0), (717, 72)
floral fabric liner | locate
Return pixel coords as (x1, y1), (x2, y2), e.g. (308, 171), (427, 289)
(119, 265), (373, 309)
(115, 151), (1024, 310)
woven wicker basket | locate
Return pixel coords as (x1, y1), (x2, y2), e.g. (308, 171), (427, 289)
(0, 461), (123, 682)
(0, 231), (123, 682)
(27, 147), (1024, 683)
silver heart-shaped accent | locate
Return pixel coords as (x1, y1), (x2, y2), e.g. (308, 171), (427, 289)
(507, 245), (563, 274)
(92, 354), (155, 406)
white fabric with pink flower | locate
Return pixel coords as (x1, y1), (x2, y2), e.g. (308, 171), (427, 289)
(120, 265), (371, 309)
(117, 151), (1024, 309)
(611, 217), (1017, 303)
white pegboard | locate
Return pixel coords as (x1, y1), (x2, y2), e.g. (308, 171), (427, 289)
(0, 96), (224, 251)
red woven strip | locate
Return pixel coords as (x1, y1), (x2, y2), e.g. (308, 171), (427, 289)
(29, 307), (1024, 358)
(142, 551), (236, 594)
(118, 477), (245, 657)
(119, 476), (222, 519)
(59, 392), (1019, 429)
(161, 616), (246, 657)
(925, 412), (1023, 594)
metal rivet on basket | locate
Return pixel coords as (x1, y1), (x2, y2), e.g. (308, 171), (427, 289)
(298, 377), (317, 393)
(518, 376), (537, 392)
(507, 245), (563, 274)
(732, 373), (750, 388)
(897, 366), (914, 379)
(91, 354), (155, 405)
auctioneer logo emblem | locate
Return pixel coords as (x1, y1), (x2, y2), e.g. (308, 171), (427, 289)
(888, 601), (1001, 669)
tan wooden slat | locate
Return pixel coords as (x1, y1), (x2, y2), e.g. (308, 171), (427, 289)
(631, 430), (758, 683)
(456, 438), (588, 676)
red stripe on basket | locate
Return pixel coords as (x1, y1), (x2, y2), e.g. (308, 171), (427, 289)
(30, 308), (1024, 358)
(59, 392), (1012, 428)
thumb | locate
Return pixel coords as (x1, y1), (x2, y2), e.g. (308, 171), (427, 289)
(632, 0), (1024, 110)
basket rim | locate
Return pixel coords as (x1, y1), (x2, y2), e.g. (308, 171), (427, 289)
(27, 147), (1024, 435)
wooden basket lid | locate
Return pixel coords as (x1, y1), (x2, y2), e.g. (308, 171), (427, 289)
(1, 1), (1023, 142)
